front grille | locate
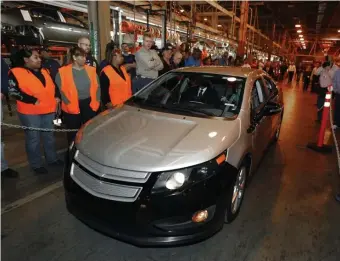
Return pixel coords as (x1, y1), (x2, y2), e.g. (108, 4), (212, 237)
(70, 162), (142, 202)
(75, 151), (151, 184)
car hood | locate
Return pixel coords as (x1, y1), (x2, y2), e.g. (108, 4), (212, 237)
(77, 105), (241, 172)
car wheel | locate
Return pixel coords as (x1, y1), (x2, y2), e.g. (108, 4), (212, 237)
(224, 164), (247, 223)
(274, 112), (283, 142)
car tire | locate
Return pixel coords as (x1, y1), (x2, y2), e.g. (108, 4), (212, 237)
(274, 112), (283, 142)
(224, 164), (248, 224)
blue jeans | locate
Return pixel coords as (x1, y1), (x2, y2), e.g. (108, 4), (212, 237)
(18, 113), (58, 169)
(132, 77), (154, 94)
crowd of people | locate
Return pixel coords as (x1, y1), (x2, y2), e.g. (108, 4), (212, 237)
(1, 32), (340, 197)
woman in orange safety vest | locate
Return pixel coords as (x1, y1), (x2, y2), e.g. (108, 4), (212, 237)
(100, 50), (132, 109)
(55, 46), (100, 144)
(8, 48), (63, 174)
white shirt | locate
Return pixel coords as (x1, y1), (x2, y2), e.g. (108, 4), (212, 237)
(197, 87), (207, 96)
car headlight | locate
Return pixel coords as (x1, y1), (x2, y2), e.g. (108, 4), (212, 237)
(152, 161), (221, 194)
(152, 169), (190, 193)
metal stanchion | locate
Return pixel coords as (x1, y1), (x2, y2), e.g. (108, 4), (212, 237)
(307, 89), (333, 153)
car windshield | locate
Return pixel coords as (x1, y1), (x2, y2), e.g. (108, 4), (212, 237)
(126, 72), (246, 118)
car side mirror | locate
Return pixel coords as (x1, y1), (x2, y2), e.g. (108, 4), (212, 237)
(263, 102), (282, 116)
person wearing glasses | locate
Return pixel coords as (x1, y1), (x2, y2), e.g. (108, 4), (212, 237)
(63, 37), (99, 73)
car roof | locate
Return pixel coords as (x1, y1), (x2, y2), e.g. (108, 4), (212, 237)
(172, 66), (263, 78)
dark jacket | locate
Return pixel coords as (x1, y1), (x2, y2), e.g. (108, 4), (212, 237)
(1, 58), (9, 95)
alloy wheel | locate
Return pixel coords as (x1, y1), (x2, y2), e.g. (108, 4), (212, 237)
(231, 167), (246, 214)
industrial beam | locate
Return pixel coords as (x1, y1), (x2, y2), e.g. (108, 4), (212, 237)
(204, 0), (281, 48)
(196, 12), (232, 16)
(203, 0), (240, 22)
(122, 0), (220, 34)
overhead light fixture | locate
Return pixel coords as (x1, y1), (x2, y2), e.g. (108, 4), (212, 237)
(297, 29), (302, 33)
(218, 24), (222, 27)
(299, 35), (303, 38)
(295, 24), (301, 28)
(338, 29), (340, 33)
(300, 38), (304, 41)
(180, 9), (184, 13)
(204, 18), (207, 21)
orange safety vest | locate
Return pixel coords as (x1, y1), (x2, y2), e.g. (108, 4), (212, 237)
(58, 64), (100, 114)
(10, 68), (56, 115)
(101, 65), (132, 106)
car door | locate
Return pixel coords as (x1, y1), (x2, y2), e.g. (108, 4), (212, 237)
(250, 78), (272, 167)
(29, 8), (62, 43)
(262, 76), (281, 138)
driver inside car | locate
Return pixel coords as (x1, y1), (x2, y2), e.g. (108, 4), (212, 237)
(181, 77), (220, 108)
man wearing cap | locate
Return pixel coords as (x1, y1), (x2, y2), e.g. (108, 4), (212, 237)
(133, 33), (163, 94)
(159, 43), (174, 76)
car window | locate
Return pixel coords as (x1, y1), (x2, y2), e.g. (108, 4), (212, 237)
(254, 79), (265, 103)
(61, 12), (86, 28)
(251, 78), (266, 114)
(262, 76), (277, 94)
(30, 8), (60, 22)
(251, 84), (261, 111)
(126, 72), (246, 118)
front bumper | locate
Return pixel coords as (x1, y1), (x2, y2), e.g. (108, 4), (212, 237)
(63, 151), (237, 246)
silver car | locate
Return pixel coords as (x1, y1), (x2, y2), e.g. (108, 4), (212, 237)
(64, 66), (284, 246)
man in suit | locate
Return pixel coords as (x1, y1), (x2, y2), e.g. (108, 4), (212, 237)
(182, 77), (220, 108)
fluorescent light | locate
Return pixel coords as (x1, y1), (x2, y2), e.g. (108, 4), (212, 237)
(300, 38), (304, 41)
(295, 24), (301, 28)
(204, 18), (207, 21)
(297, 29), (302, 33)
(218, 24), (222, 27)
(299, 35), (303, 38)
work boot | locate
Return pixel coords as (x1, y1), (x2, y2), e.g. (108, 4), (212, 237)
(1, 168), (19, 178)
